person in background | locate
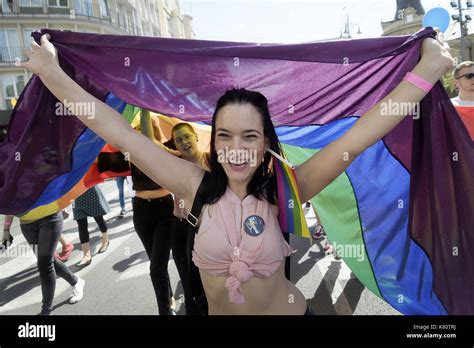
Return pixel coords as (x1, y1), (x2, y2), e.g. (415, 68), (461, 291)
(72, 186), (110, 268)
(4, 213), (73, 262)
(171, 122), (210, 315)
(2, 215), (14, 244)
(451, 61), (474, 139)
(2, 213), (85, 314)
(55, 233), (74, 262)
(115, 176), (129, 218)
(129, 113), (180, 315)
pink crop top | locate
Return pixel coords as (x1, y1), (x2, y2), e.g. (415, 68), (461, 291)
(192, 186), (292, 305)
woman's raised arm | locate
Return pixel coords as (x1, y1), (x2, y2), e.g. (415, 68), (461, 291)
(20, 34), (204, 202)
(296, 35), (455, 203)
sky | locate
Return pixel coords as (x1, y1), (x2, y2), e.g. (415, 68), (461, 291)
(179, 0), (467, 43)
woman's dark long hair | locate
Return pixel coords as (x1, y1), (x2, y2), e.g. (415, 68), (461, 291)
(205, 88), (283, 205)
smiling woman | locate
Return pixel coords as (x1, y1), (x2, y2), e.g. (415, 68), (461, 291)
(189, 89), (307, 314)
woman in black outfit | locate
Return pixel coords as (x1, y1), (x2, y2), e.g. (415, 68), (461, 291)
(170, 123), (210, 315)
(130, 113), (180, 315)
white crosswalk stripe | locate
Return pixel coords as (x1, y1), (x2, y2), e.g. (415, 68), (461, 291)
(0, 234), (37, 279)
(117, 259), (150, 282)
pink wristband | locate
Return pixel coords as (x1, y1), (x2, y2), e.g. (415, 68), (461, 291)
(403, 72), (433, 93)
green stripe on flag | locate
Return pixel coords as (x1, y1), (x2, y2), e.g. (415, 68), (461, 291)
(122, 104), (140, 124)
(282, 143), (382, 298)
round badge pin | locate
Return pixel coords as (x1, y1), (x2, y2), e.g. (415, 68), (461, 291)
(244, 215), (265, 237)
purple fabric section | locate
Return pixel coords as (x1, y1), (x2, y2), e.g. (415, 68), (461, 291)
(0, 57), (108, 215)
(410, 85), (474, 314)
(28, 28), (426, 132)
(0, 28), (435, 215)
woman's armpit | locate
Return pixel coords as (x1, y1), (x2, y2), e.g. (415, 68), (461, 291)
(185, 164), (206, 209)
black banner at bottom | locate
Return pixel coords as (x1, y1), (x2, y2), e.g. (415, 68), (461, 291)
(0, 315), (473, 346)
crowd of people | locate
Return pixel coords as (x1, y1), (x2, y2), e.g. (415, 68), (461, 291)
(1, 119), (212, 316)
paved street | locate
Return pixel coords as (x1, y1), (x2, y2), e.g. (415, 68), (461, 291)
(0, 181), (399, 315)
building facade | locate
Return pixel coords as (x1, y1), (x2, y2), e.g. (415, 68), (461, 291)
(444, 17), (474, 62)
(381, 1), (473, 63)
(381, 0), (425, 36)
(0, 0), (195, 139)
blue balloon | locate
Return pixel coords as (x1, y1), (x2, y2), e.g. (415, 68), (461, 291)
(423, 7), (451, 32)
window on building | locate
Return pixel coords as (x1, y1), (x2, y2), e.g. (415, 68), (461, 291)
(48, 0), (68, 7)
(0, 29), (21, 63)
(134, 0), (139, 15)
(166, 13), (172, 36)
(124, 11), (131, 32)
(74, 0), (93, 16)
(116, 4), (121, 24)
(157, 12), (162, 29)
(19, 0), (42, 7)
(131, 10), (138, 35)
(1, 75), (25, 110)
(22, 28), (36, 47)
(99, 0), (109, 18)
(1, 0), (12, 13)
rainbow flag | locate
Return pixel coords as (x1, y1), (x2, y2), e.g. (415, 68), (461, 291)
(272, 152), (311, 239)
(13, 93), (211, 221)
(0, 28), (472, 314)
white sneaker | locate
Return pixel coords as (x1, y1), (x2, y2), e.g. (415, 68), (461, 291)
(70, 278), (85, 304)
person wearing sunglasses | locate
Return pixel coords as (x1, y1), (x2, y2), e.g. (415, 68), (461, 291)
(451, 61), (474, 139)
(451, 61), (474, 106)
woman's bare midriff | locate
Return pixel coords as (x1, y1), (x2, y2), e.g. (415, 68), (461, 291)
(200, 262), (307, 315)
(135, 187), (170, 200)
